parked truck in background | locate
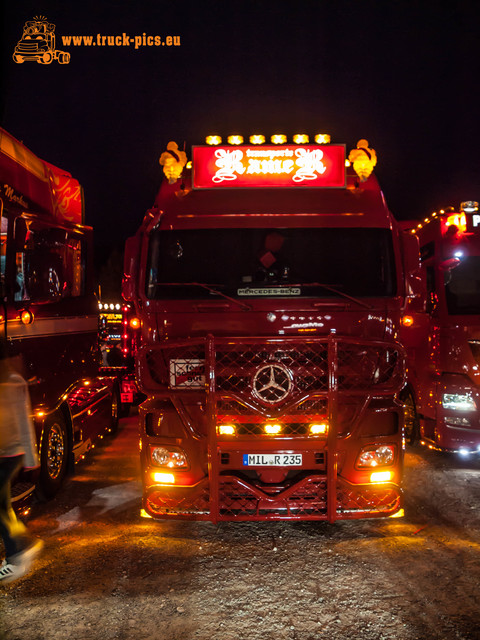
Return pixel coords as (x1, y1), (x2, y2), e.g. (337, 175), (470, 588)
(400, 202), (480, 455)
(123, 133), (422, 523)
(98, 300), (142, 415)
(0, 127), (118, 505)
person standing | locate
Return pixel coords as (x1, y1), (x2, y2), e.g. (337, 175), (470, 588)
(0, 339), (43, 584)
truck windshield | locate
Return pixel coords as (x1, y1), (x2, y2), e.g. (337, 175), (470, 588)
(445, 256), (480, 314)
(146, 228), (396, 299)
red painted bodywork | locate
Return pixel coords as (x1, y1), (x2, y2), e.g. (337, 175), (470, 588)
(124, 144), (418, 522)
(401, 209), (480, 452)
(0, 128), (114, 503)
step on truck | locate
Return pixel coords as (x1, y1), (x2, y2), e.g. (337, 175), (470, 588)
(401, 202), (480, 455)
(122, 133), (422, 522)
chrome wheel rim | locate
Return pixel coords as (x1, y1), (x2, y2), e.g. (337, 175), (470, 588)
(46, 423), (65, 480)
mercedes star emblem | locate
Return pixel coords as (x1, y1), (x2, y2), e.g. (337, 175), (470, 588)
(252, 363), (293, 404)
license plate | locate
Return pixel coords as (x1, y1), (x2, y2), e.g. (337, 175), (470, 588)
(243, 453), (302, 467)
(120, 392), (133, 403)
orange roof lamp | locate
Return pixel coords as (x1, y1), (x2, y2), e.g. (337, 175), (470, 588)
(348, 139), (377, 182)
(159, 141), (188, 184)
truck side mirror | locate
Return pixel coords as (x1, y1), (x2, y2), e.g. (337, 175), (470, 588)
(122, 235), (140, 301)
(401, 231), (425, 311)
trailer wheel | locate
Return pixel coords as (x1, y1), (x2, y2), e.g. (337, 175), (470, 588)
(57, 51), (70, 64)
(38, 411), (69, 499)
(402, 390), (419, 446)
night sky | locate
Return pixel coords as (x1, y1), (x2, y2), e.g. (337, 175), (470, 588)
(1, 1), (480, 265)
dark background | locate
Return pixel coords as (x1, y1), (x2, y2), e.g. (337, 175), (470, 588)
(1, 1), (480, 295)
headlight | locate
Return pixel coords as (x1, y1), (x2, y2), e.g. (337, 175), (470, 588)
(356, 444), (395, 468)
(442, 393), (477, 411)
(150, 445), (189, 469)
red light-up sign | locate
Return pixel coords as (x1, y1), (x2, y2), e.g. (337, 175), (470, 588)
(192, 145), (346, 189)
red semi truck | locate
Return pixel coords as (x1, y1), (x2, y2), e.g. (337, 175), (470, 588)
(0, 127), (118, 504)
(401, 202), (480, 455)
(123, 134), (421, 522)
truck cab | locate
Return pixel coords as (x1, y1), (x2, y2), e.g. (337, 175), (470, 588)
(401, 202), (480, 454)
(123, 134), (420, 522)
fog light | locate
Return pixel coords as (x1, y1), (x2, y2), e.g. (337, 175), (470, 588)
(264, 423), (282, 435)
(152, 472), (175, 484)
(218, 424), (236, 435)
(370, 471), (393, 483)
(357, 444), (395, 468)
(309, 422), (328, 435)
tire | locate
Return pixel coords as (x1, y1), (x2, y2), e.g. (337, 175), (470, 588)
(57, 51), (70, 64)
(109, 384), (121, 435)
(38, 411), (69, 499)
(38, 51), (53, 64)
(401, 389), (419, 446)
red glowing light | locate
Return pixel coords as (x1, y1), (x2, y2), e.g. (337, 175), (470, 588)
(192, 144), (346, 189)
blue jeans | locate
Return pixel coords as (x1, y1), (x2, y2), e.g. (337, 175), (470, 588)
(0, 455), (32, 561)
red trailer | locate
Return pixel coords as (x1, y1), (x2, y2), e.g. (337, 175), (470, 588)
(0, 127), (118, 504)
(123, 134), (421, 522)
(401, 202), (480, 455)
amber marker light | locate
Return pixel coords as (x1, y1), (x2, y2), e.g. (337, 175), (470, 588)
(293, 134), (309, 144)
(249, 134), (265, 144)
(402, 315), (414, 327)
(389, 508), (405, 518)
(36, 410), (46, 418)
(264, 423), (282, 435)
(227, 135), (243, 145)
(152, 472), (175, 484)
(370, 471), (393, 483)
(309, 422), (328, 435)
(315, 134), (331, 144)
(217, 424), (236, 435)
(140, 509), (153, 519)
(271, 134), (287, 144)
(129, 316), (141, 329)
(20, 309), (34, 325)
(206, 135), (222, 145)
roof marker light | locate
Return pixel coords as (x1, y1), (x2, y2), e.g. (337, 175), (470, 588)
(249, 134), (265, 145)
(271, 134), (287, 144)
(228, 135), (244, 145)
(293, 134), (309, 144)
(315, 134), (331, 144)
(206, 135), (222, 145)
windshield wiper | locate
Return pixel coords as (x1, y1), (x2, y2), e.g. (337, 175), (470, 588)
(300, 282), (372, 309)
(155, 282), (252, 311)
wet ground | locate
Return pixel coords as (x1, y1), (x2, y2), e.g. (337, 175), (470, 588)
(2, 413), (480, 640)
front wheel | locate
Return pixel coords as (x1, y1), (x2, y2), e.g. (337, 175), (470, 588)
(401, 390), (419, 446)
(38, 411), (69, 498)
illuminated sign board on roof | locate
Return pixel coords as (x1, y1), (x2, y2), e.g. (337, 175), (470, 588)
(192, 144), (346, 189)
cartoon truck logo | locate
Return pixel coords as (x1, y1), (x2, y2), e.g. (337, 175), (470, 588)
(13, 17), (70, 65)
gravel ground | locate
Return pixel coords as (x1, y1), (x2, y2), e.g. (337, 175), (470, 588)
(2, 414), (480, 640)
